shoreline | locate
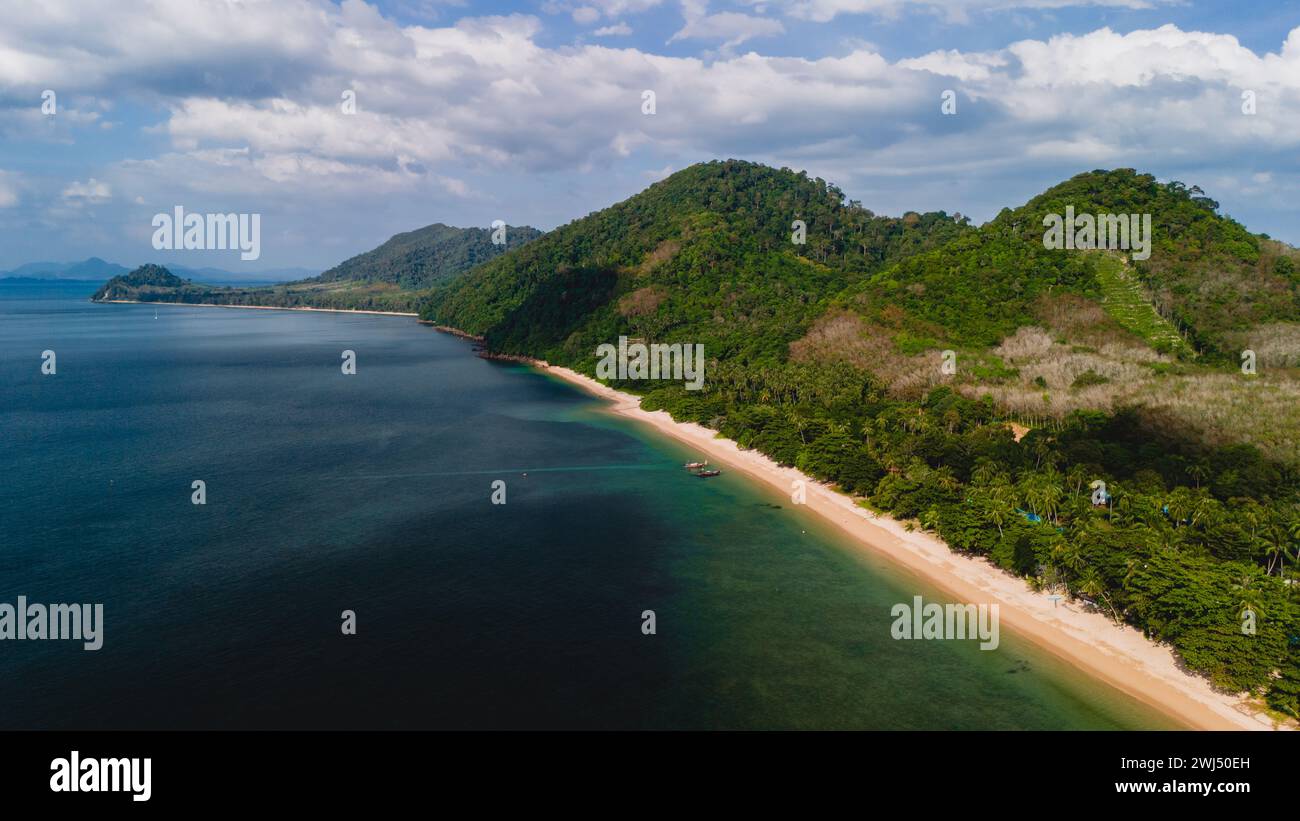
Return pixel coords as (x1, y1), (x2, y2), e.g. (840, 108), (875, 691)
(523, 359), (1283, 732)
(87, 299), (1285, 730)
(92, 299), (417, 317)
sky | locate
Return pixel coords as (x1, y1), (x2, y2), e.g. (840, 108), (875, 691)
(1, 0), (1298, 274)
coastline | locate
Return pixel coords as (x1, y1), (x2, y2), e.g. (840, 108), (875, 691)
(527, 360), (1284, 732)
(86, 298), (1285, 730)
(93, 299), (417, 317)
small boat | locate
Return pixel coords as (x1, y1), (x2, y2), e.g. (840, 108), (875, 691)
(695, 469), (721, 478)
(684, 460), (708, 470)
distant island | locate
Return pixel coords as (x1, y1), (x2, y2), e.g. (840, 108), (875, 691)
(3, 257), (128, 281)
(91, 222), (541, 313)
(2, 256), (316, 285)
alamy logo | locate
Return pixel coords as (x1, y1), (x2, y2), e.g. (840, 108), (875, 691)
(595, 336), (705, 390)
(151, 206), (261, 260)
(1042, 206), (1151, 261)
(50, 751), (151, 802)
(0, 596), (103, 650)
(890, 595), (999, 650)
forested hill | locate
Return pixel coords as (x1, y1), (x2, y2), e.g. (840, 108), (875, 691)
(90, 222), (542, 312)
(847, 168), (1298, 356)
(420, 160), (1300, 721)
(420, 159), (971, 359)
(318, 222), (542, 290)
(92, 264), (190, 300)
(424, 162), (1300, 461)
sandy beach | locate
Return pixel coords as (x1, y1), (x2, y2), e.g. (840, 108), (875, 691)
(535, 362), (1288, 731)
(95, 299), (417, 317)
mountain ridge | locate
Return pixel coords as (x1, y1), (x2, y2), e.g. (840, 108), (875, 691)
(90, 222), (541, 312)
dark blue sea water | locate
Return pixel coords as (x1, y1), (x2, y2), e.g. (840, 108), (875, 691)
(0, 280), (1176, 729)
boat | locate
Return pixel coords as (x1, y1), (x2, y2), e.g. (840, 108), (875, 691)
(695, 469), (721, 478)
(684, 460), (708, 470)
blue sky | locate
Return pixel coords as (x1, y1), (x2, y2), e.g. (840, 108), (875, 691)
(1, 0), (1298, 274)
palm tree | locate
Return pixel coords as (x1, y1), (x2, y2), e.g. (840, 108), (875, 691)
(1189, 492), (1217, 529)
(983, 483), (1015, 539)
(1122, 558), (1141, 592)
(1078, 567), (1120, 622)
(1283, 510), (1300, 580)
(1165, 487), (1193, 528)
(1038, 477), (1064, 525)
(934, 467), (961, 495)
(1065, 464), (1089, 498)
(1020, 473), (1043, 519)
(971, 460), (1007, 489)
(1231, 570), (1268, 632)
(1238, 500), (1271, 573)
(1261, 521), (1289, 577)
(1110, 486), (1137, 526)
(1051, 540), (1085, 593)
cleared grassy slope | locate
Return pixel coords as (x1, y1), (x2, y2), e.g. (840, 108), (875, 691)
(1095, 254), (1195, 358)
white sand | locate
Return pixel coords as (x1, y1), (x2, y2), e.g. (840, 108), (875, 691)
(538, 363), (1289, 731)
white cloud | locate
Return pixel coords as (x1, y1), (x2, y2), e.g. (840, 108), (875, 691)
(757, 0), (1174, 24)
(11, 3), (1291, 195)
(0, 173), (19, 208)
(543, 0), (664, 20)
(594, 23), (633, 35)
(898, 49), (1008, 82)
(669, 11), (785, 48)
(61, 178), (111, 205)
(584, 0), (665, 15)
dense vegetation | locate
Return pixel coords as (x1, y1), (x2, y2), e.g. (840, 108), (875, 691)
(92, 223), (541, 312)
(420, 160), (1300, 719)
(642, 372), (1300, 713)
(318, 222), (541, 290)
(423, 160), (970, 358)
(93, 264), (190, 299)
(838, 169), (1298, 358)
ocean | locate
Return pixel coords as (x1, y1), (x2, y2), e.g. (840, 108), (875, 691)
(0, 279), (1177, 729)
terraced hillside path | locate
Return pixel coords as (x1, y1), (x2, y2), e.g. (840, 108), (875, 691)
(1095, 253), (1196, 358)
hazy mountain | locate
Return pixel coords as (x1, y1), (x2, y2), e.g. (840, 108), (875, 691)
(2, 257), (317, 285)
(2, 257), (128, 280)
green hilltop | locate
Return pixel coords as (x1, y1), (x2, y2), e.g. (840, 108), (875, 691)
(92, 263), (190, 300)
(318, 222), (542, 291)
(423, 159), (971, 360)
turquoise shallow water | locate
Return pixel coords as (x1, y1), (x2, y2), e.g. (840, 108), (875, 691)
(0, 280), (1178, 729)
